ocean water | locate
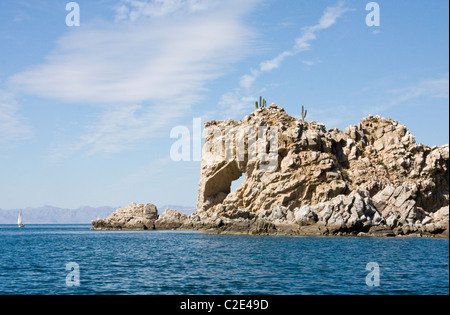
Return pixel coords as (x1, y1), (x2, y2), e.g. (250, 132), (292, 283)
(0, 225), (448, 295)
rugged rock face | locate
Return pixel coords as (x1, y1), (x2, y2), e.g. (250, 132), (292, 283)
(190, 104), (449, 237)
(92, 203), (188, 230)
(155, 209), (189, 230)
(91, 104), (448, 237)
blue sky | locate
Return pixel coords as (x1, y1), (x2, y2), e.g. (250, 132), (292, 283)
(0, 0), (448, 210)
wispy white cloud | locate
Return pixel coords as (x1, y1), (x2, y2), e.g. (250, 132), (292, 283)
(80, 102), (190, 153)
(259, 51), (294, 73)
(10, 4), (255, 104)
(13, 11), (30, 23)
(219, 91), (258, 118)
(0, 91), (32, 143)
(220, 1), (351, 117)
(49, 100), (190, 161)
(115, 0), (220, 21)
(309, 75), (450, 130)
(251, 1), (350, 88)
(302, 59), (321, 67)
(242, 1), (351, 88)
(239, 69), (260, 90)
(366, 75), (450, 114)
(388, 76), (449, 100)
(9, 0), (260, 156)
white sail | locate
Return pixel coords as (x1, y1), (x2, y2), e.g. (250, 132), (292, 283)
(18, 210), (23, 226)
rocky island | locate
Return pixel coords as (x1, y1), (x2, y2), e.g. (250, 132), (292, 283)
(92, 104), (449, 237)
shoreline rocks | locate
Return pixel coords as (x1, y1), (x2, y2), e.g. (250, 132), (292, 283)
(92, 203), (158, 230)
(92, 105), (449, 238)
(191, 105), (448, 237)
(92, 203), (188, 231)
(155, 209), (189, 230)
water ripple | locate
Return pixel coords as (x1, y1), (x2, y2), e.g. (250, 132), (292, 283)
(0, 225), (448, 295)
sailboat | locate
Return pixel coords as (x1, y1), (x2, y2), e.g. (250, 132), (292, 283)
(18, 210), (25, 228)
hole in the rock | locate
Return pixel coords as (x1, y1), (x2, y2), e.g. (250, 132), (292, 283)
(230, 173), (246, 193)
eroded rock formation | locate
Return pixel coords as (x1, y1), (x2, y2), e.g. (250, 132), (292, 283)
(92, 104), (448, 237)
(92, 203), (188, 230)
(155, 209), (189, 230)
(190, 104), (449, 237)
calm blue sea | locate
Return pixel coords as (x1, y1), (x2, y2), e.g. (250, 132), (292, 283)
(0, 225), (448, 295)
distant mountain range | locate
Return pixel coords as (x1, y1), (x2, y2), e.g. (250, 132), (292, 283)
(0, 206), (117, 224)
(0, 205), (196, 224)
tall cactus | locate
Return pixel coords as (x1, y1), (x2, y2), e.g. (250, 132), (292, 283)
(301, 105), (308, 122)
(255, 96), (268, 109)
